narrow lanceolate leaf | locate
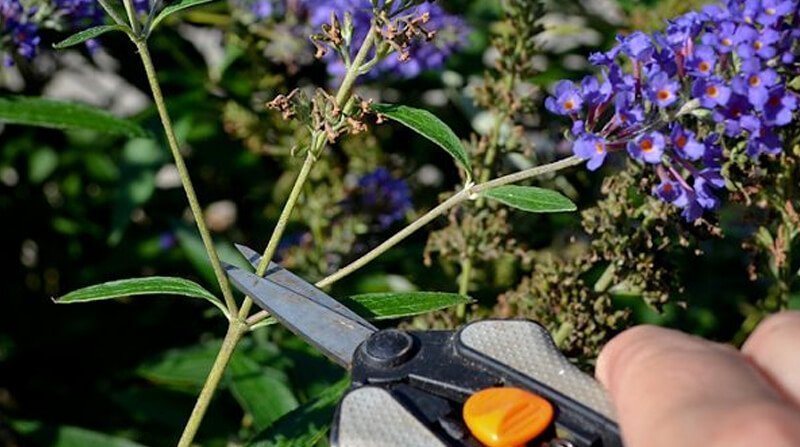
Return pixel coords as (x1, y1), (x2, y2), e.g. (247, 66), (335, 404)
(151, 0), (218, 31)
(371, 103), (472, 179)
(55, 277), (228, 317)
(53, 25), (128, 49)
(341, 292), (471, 320)
(248, 377), (350, 447)
(0, 97), (146, 137)
(481, 185), (577, 213)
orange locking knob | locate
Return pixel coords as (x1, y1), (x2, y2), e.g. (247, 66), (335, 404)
(463, 387), (554, 447)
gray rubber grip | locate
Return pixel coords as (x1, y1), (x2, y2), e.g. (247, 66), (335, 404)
(337, 387), (446, 447)
(459, 320), (616, 420)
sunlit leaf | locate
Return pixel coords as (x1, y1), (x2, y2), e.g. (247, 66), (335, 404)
(55, 276), (228, 317)
(151, 0), (218, 31)
(248, 378), (350, 447)
(342, 292), (471, 320)
(0, 96), (146, 137)
(481, 185), (577, 213)
(371, 103), (472, 179)
(53, 25), (128, 49)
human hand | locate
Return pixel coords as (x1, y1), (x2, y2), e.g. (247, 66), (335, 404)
(596, 311), (800, 447)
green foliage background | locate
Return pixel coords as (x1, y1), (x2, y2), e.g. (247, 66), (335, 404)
(1, 0), (796, 445)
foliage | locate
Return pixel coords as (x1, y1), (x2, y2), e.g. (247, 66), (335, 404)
(1, 0), (799, 445)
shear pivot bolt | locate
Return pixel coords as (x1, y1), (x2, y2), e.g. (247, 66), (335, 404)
(364, 329), (415, 367)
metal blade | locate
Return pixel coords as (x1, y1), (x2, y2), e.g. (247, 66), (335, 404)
(234, 244), (375, 329)
(225, 264), (375, 369)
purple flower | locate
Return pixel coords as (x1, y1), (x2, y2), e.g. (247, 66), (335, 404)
(580, 75), (612, 107)
(618, 31), (654, 61)
(647, 71), (680, 107)
(701, 21), (738, 53)
(733, 64), (780, 109)
(654, 178), (683, 203)
(670, 125), (706, 160)
(756, 0), (795, 26)
(736, 26), (780, 60)
(627, 132), (666, 164)
(693, 77), (732, 108)
(686, 45), (717, 77)
(763, 87), (798, 126)
(545, 80), (583, 116)
(572, 133), (608, 171)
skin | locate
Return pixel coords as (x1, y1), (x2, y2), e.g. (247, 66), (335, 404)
(596, 311), (800, 447)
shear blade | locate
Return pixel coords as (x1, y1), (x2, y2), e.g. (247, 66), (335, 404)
(234, 244), (375, 329)
(224, 262), (376, 369)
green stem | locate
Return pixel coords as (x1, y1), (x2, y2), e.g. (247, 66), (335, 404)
(122, 0), (141, 36)
(135, 41), (238, 315)
(315, 155), (583, 289)
(336, 26), (377, 106)
(173, 22), (380, 445)
(176, 320), (248, 447)
(456, 256), (472, 319)
(237, 148), (318, 319)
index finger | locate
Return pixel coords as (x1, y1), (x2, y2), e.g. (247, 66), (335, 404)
(596, 325), (800, 447)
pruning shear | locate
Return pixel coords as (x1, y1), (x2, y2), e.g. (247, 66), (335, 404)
(225, 244), (621, 447)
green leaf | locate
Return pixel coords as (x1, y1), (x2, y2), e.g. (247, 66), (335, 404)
(229, 355), (299, 431)
(28, 147), (58, 183)
(341, 292), (471, 320)
(11, 420), (146, 447)
(109, 138), (163, 245)
(151, 0), (218, 31)
(481, 185), (577, 213)
(137, 341), (223, 391)
(55, 276), (228, 317)
(249, 378), (350, 447)
(371, 103), (472, 178)
(53, 25), (128, 49)
(0, 96), (147, 137)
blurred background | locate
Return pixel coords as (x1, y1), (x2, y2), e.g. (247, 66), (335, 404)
(1, 0), (797, 445)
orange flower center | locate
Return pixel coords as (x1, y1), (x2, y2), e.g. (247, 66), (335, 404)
(657, 89), (671, 101)
(753, 40), (763, 50)
(722, 38), (733, 46)
(675, 135), (687, 148)
(564, 99), (575, 111)
(749, 75), (762, 87)
(766, 7), (776, 15)
(699, 61), (711, 72)
(594, 142), (605, 154)
(706, 85), (719, 98)
(640, 139), (654, 152)
(663, 183), (674, 193)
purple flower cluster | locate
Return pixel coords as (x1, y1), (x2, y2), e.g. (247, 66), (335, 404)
(546, 0), (800, 222)
(1, 0), (40, 64)
(1, 0), (150, 64)
(342, 168), (413, 229)
(303, 0), (468, 80)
